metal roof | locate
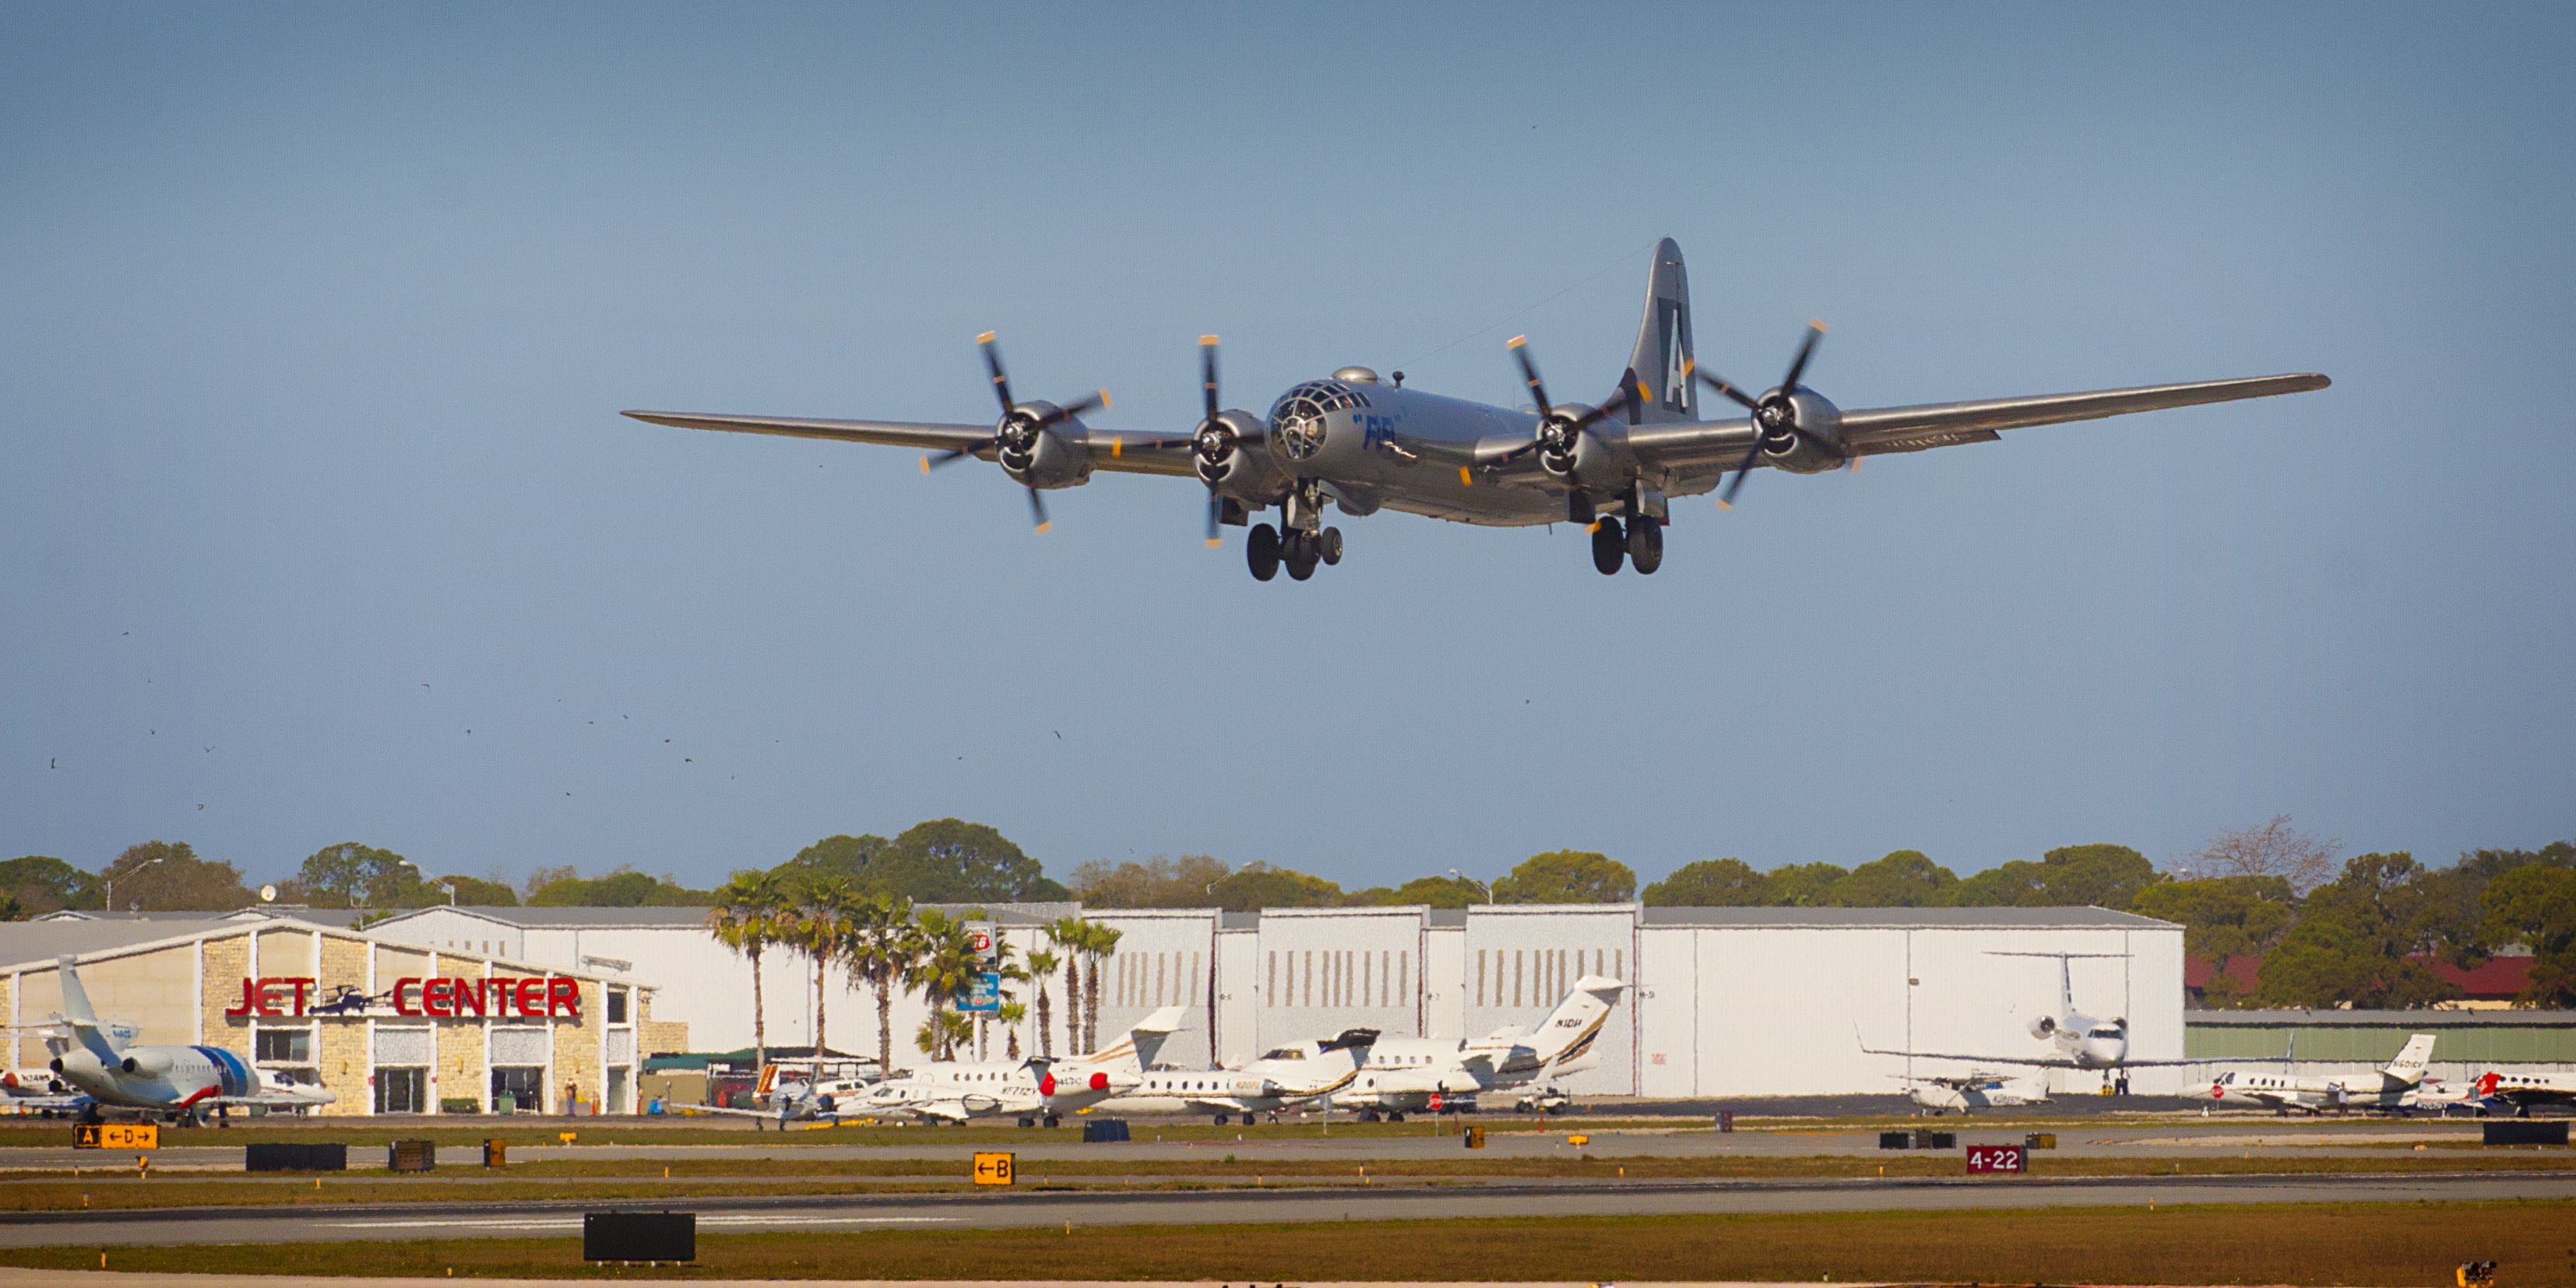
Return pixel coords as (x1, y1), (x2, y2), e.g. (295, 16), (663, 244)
(1639, 905), (2177, 931)
(0, 918), (245, 966)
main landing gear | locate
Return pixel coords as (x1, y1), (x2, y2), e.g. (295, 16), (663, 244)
(1246, 484), (1343, 582)
(1586, 515), (1664, 575)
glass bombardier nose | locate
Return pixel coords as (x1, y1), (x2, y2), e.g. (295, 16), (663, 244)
(1268, 379), (1371, 461)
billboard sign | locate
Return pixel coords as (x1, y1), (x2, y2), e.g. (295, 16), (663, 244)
(959, 972), (1001, 1014)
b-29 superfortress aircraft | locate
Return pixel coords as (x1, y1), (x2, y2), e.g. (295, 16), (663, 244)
(626, 238), (2328, 580)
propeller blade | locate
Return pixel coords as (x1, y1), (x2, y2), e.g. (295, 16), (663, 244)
(1200, 335), (1220, 422)
(977, 332), (1014, 414)
(1507, 336), (1551, 417)
(1033, 389), (1110, 428)
(1693, 369), (1762, 412)
(1026, 487), (1050, 534)
(1717, 435), (1763, 509)
(1779, 321), (1825, 393)
(1204, 491), (1223, 547)
(923, 442), (991, 472)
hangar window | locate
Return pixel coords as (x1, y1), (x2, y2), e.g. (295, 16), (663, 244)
(607, 989), (628, 1024)
(492, 1065), (545, 1112)
(255, 1029), (311, 1064)
(374, 1067), (427, 1115)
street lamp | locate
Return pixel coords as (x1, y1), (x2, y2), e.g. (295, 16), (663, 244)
(1446, 868), (1493, 906)
(105, 856), (166, 913)
(396, 859), (457, 906)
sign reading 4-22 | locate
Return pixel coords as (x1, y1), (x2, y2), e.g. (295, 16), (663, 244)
(1965, 1145), (2027, 1175)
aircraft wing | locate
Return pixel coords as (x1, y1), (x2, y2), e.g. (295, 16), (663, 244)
(1621, 373), (2329, 474)
(621, 411), (1201, 479)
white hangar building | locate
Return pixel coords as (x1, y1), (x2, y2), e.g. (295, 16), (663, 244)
(365, 903), (2186, 1097)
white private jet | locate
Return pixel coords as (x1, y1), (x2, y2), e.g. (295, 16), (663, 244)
(1332, 976), (1628, 1121)
(1110, 1027), (1379, 1125)
(2198, 1034), (2438, 1115)
(2452, 1069), (2576, 1118)
(1899, 1070), (2053, 1116)
(1860, 952), (2250, 1084)
(22, 957), (335, 1124)
(862, 1005), (1188, 1126)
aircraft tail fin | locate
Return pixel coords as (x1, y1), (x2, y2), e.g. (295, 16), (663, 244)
(1103, 1005), (1190, 1072)
(1530, 975), (1628, 1071)
(2383, 1033), (2436, 1086)
(1622, 238), (1694, 424)
(53, 957), (120, 1060)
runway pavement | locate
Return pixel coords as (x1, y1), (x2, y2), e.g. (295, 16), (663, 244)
(0, 1117), (2512, 1172)
(5, 1169), (2569, 1248)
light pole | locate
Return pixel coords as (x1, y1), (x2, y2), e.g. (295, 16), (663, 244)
(106, 856), (166, 913)
(396, 859), (456, 906)
(1446, 868), (1493, 906)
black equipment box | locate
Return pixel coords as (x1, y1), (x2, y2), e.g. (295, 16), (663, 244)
(585, 1212), (696, 1263)
(2483, 1121), (2568, 1145)
(245, 1142), (348, 1172)
(1082, 1117), (1131, 1142)
(1877, 1130), (1956, 1150)
(387, 1139), (436, 1172)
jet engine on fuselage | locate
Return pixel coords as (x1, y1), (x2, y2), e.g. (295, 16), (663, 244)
(2029, 1014), (2058, 1040)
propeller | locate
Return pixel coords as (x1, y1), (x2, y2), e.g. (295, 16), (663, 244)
(1180, 334), (1273, 547)
(920, 332), (1109, 533)
(1488, 335), (1646, 468)
(1693, 321), (1829, 510)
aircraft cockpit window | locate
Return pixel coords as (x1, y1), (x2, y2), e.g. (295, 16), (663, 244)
(1262, 1047), (1304, 1060)
(2087, 1027), (2123, 1039)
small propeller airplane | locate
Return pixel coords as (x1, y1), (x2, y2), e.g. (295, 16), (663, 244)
(1896, 1069), (2052, 1116)
(625, 238), (2328, 580)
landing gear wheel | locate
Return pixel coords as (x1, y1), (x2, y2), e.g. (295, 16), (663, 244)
(1358, 1109), (1381, 1123)
(1627, 517), (1663, 575)
(1388, 1110), (1406, 1122)
(1285, 533), (1320, 581)
(1248, 523), (1281, 581)
(1213, 1113), (1230, 1126)
(1016, 1116), (1036, 1128)
(1319, 526), (1343, 565)
(1591, 516), (1626, 575)
(1043, 1114), (1061, 1128)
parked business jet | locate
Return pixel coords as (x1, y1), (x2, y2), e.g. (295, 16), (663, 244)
(862, 1005), (1188, 1126)
(2458, 1070), (2576, 1118)
(625, 238), (2327, 581)
(1332, 976), (1628, 1120)
(1111, 1028), (1379, 1125)
(2197, 1035), (2437, 1115)
(1, 1068), (89, 1116)
(1860, 952), (2244, 1082)
(24, 958), (336, 1124)
(1899, 1070), (2053, 1116)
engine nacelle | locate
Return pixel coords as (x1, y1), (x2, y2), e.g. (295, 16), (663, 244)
(1758, 389), (1847, 473)
(2028, 1015), (2059, 1040)
(996, 404), (1094, 489)
(121, 1049), (175, 1077)
(1198, 410), (1292, 504)
(1539, 415), (1636, 489)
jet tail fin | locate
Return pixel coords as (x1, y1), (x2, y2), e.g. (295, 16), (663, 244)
(1530, 975), (1627, 1071)
(1117, 1005), (1191, 1072)
(2383, 1033), (2436, 1086)
(53, 957), (120, 1061)
(1623, 238), (1694, 424)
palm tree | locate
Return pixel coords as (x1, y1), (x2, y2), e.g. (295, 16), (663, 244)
(790, 874), (858, 1056)
(1026, 947), (1060, 1058)
(914, 1010), (973, 1058)
(907, 909), (985, 1061)
(1047, 917), (1086, 1053)
(1077, 919), (1123, 1054)
(995, 1001), (1028, 1060)
(706, 869), (790, 1072)
(837, 893), (920, 1076)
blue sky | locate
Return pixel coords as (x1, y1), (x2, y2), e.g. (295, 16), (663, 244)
(4, 3), (2571, 893)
